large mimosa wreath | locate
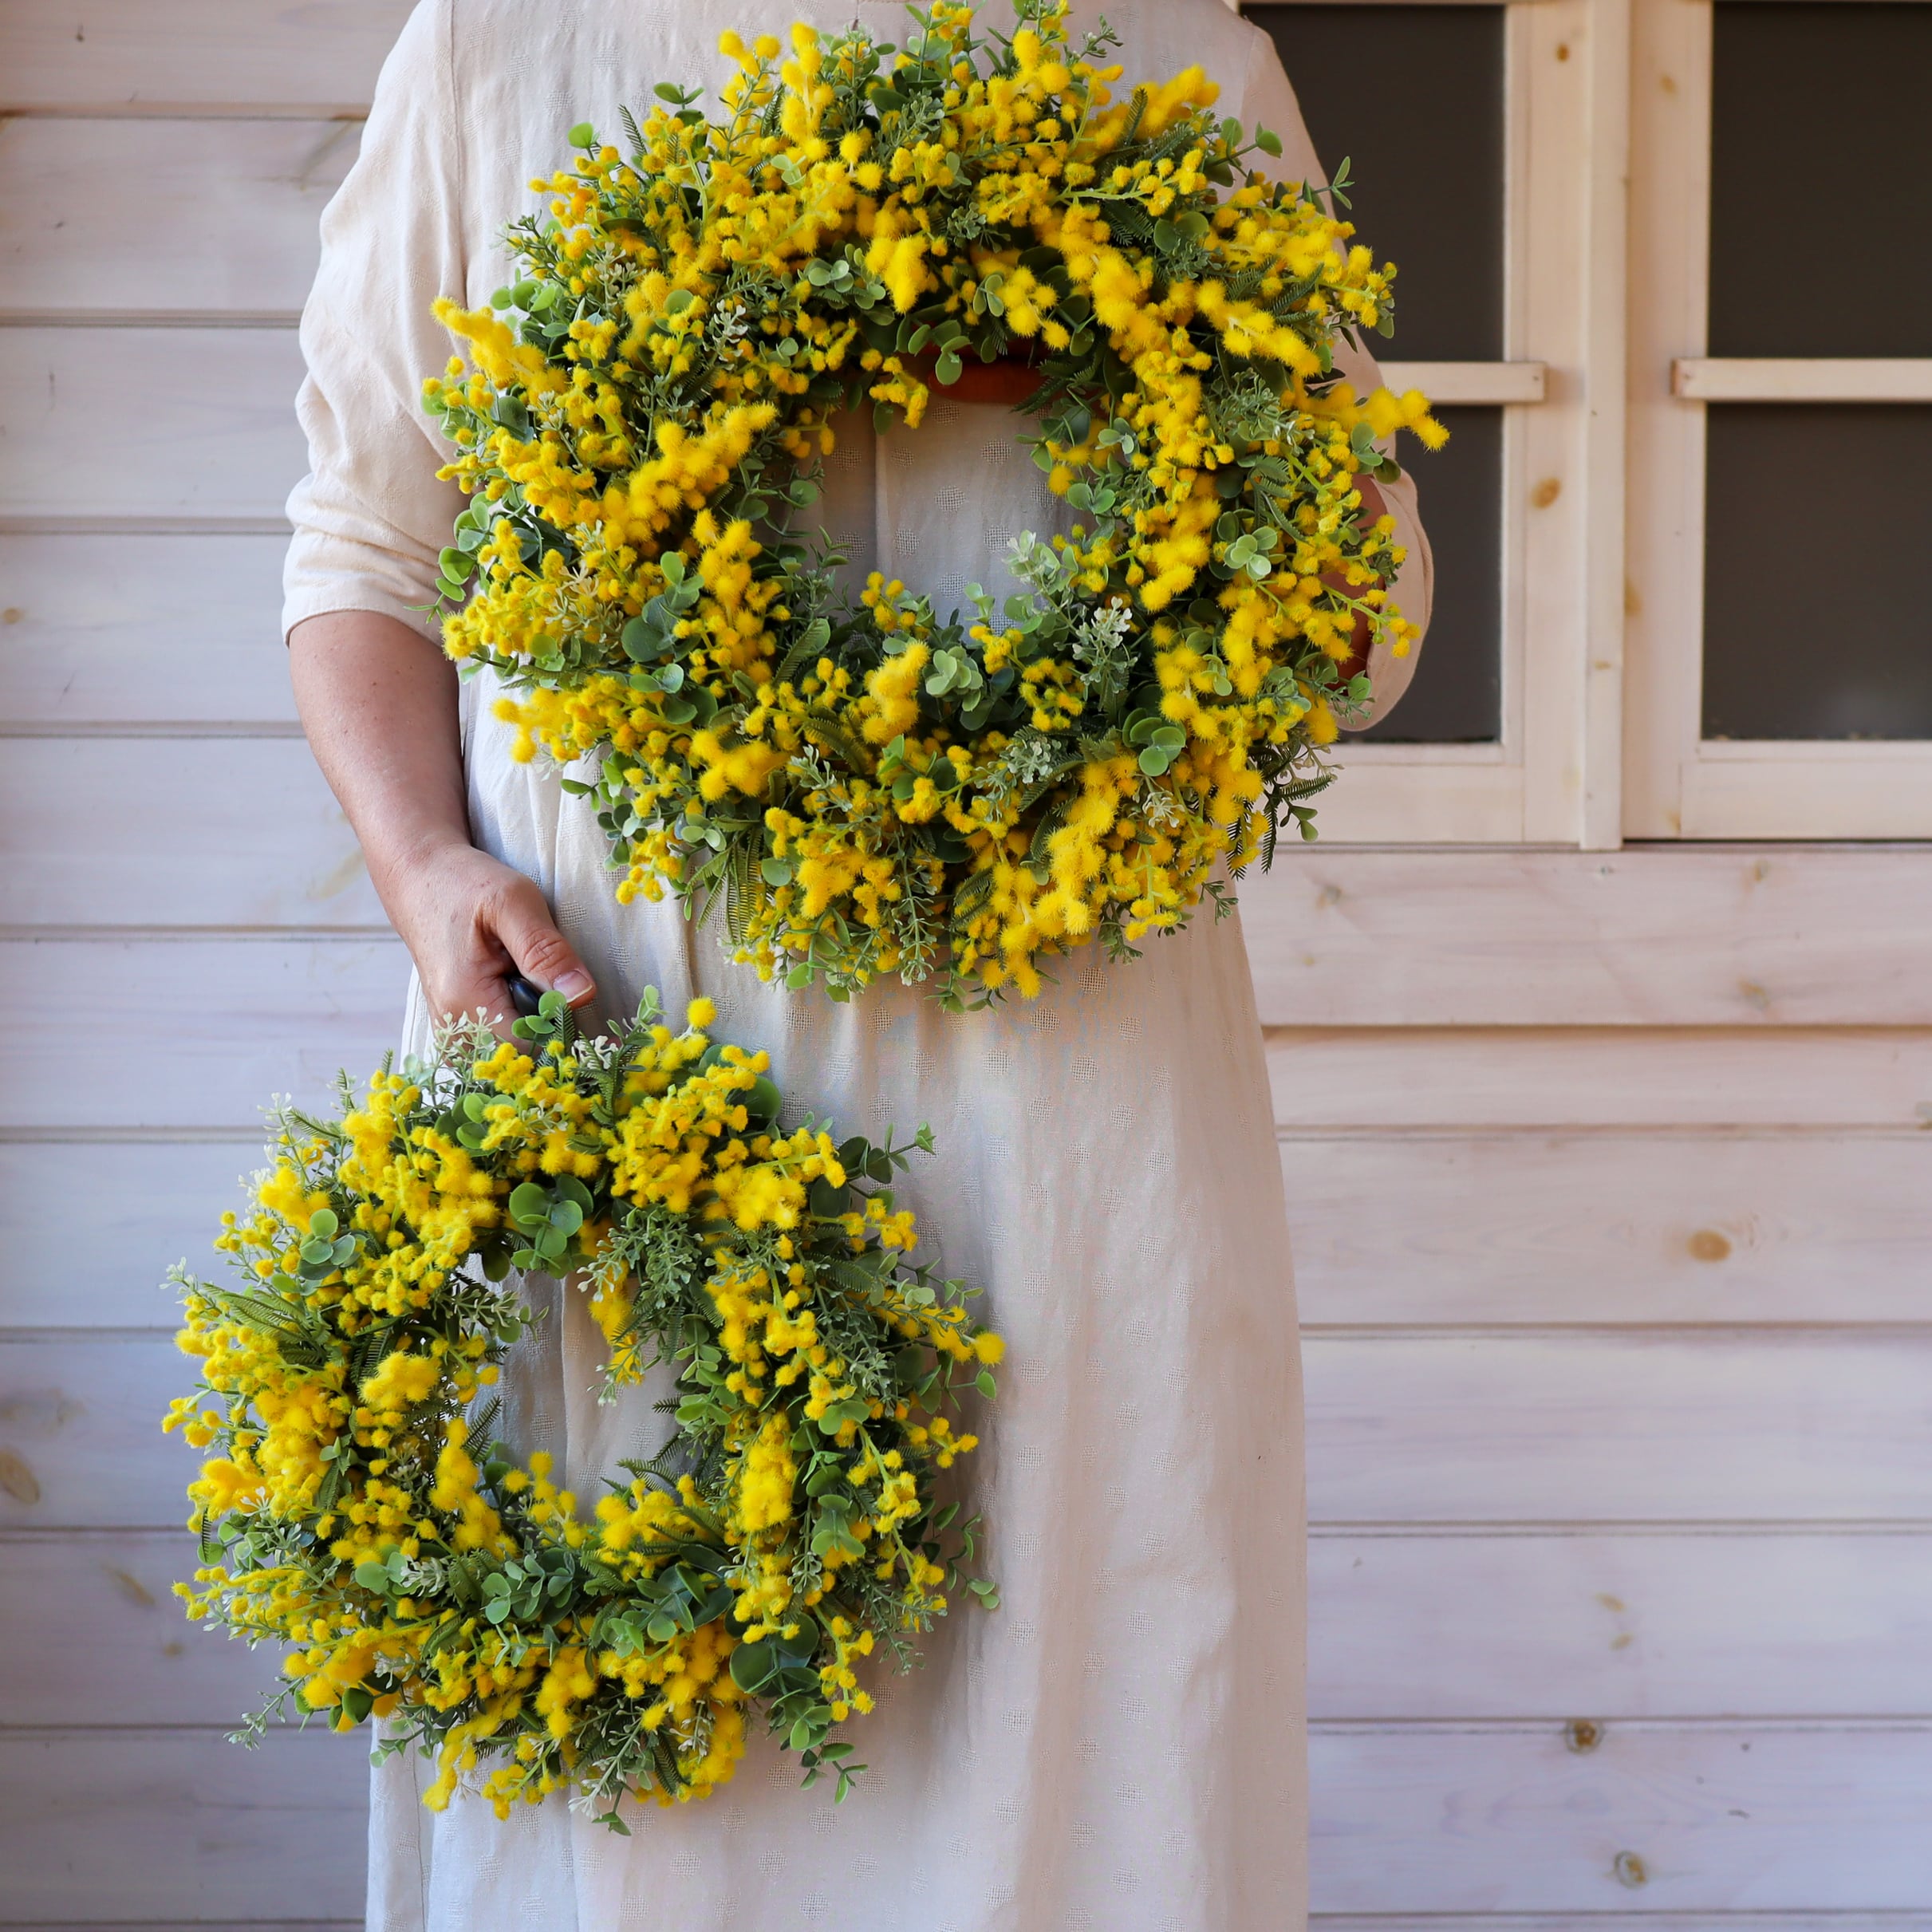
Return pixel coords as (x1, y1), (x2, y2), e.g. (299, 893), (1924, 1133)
(168, 988), (1002, 1823)
(423, 0), (1445, 1004)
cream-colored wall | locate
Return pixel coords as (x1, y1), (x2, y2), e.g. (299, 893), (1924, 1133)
(4, 2), (1930, 1922)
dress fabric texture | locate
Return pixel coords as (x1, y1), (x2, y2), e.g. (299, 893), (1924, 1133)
(282, 3), (1431, 1926)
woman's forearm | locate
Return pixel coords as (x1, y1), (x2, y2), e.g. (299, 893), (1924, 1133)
(289, 609), (469, 893)
(288, 609), (597, 1019)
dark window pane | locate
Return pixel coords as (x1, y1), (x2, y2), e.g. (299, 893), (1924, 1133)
(1703, 407), (1932, 738)
(1711, 3), (1932, 358)
(1248, 5), (1505, 361)
(1248, 7), (1506, 741)
(1358, 405), (1502, 743)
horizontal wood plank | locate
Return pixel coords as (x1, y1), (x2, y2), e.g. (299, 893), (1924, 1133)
(33, 1722), (1913, 1920)
(14, 1126), (1927, 1332)
(1307, 1331), (1932, 1524)
(1286, 1131), (1932, 1325)
(1674, 357), (1932, 402)
(0, 938), (408, 1130)
(0, 739), (383, 929)
(0, 119), (353, 316)
(0, 329), (307, 520)
(1241, 846), (1932, 1027)
(1310, 1922), (1932, 1932)
(1379, 359), (1548, 405)
(0, 1), (408, 112)
(1308, 1530), (1932, 1719)
(0, 1532), (283, 1722)
(1681, 751), (1932, 843)
(1268, 753), (1528, 846)
(56, 952), (1924, 1137)
(0, 1141), (261, 1329)
(1267, 1027), (1932, 1129)
(0, 1729), (365, 1922)
(0, 534), (299, 725)
(0, 1339), (201, 1526)
(1311, 1922), (1932, 1932)
(1310, 1721), (1932, 1913)
(13, 1331), (1932, 1529)
(13, 1524), (1931, 1729)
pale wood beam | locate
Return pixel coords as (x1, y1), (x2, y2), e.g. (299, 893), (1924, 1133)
(1674, 357), (1932, 402)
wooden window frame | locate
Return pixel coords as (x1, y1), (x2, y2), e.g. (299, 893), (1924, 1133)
(1624, 0), (1932, 839)
(1236, 0), (1627, 848)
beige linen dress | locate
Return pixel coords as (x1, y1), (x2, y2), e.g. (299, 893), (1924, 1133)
(283, 3), (1431, 1926)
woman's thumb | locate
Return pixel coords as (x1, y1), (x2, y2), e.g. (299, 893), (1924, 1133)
(493, 875), (597, 1007)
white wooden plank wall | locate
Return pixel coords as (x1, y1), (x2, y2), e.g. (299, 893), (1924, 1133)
(3, 4), (1930, 1926)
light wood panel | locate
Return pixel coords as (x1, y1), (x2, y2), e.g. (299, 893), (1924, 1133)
(1311, 1921), (1932, 1932)
(14, 1331), (1932, 1530)
(1241, 846), (1932, 1027)
(1678, 745), (1932, 844)
(0, 1729), (365, 1922)
(1308, 1531), (1932, 1719)
(1307, 1331), (1932, 1525)
(1286, 1131), (1932, 1326)
(0, 534), (298, 726)
(0, 329), (307, 520)
(14, 1127), (1926, 1332)
(0, 1141), (260, 1329)
(1674, 357), (1932, 402)
(12, 819), (1932, 1031)
(1311, 1922), (1932, 1932)
(1309, 1721), (1932, 1914)
(48, 1723), (1914, 1920)
(0, 1532), (283, 1722)
(0, 937), (407, 1130)
(1378, 359), (1548, 404)
(0, 119), (353, 316)
(0, 1), (408, 112)
(0, 1339), (200, 1526)
(0, 739), (383, 929)
(1267, 1027), (1932, 1130)
(12, 1524), (1930, 1729)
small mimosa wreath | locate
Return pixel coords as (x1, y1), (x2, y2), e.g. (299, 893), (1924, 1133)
(422, 0), (1444, 1007)
(166, 988), (1001, 1824)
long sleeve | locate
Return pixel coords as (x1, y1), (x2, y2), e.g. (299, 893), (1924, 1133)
(1238, 26), (1436, 726)
(282, 0), (467, 641)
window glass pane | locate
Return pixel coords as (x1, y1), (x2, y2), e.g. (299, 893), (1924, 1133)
(1249, 5), (1506, 742)
(1357, 404), (1502, 743)
(1703, 407), (1932, 739)
(1711, 2), (1932, 358)
(1248, 4), (1505, 361)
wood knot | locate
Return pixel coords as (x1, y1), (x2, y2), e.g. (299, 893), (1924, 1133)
(1687, 1228), (1732, 1264)
(1565, 1717), (1603, 1753)
(0, 1448), (42, 1505)
(1613, 1850), (1649, 1887)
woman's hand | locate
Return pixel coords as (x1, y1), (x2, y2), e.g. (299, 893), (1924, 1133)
(287, 609), (597, 1027)
(380, 834), (596, 1027)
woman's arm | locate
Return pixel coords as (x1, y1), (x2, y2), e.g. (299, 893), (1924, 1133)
(277, 12), (589, 1025)
(290, 609), (596, 1023)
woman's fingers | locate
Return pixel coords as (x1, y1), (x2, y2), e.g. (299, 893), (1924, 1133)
(477, 868), (597, 1008)
(380, 841), (595, 1028)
